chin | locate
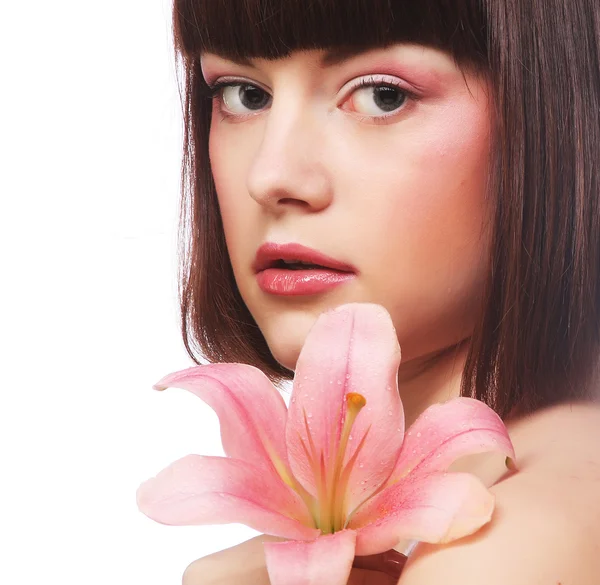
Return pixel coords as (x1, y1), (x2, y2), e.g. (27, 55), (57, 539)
(262, 326), (308, 372)
(252, 306), (326, 372)
(268, 343), (301, 372)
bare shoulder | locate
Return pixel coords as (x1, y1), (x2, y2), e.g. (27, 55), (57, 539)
(399, 401), (600, 585)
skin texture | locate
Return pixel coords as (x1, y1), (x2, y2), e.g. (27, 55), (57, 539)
(182, 44), (600, 583)
(202, 45), (492, 425)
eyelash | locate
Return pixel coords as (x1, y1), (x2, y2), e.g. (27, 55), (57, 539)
(203, 75), (419, 124)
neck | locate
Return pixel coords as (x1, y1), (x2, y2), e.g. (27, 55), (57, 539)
(398, 339), (471, 428)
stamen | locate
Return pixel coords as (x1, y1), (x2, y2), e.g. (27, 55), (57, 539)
(346, 392), (367, 411)
(296, 394), (369, 533)
(328, 392), (367, 531)
(334, 425), (371, 530)
(339, 393), (367, 456)
(265, 439), (318, 528)
(303, 408), (329, 530)
(320, 451), (333, 533)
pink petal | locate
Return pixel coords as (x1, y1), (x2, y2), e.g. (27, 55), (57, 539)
(153, 363), (294, 487)
(349, 471), (494, 555)
(388, 397), (515, 483)
(136, 454), (319, 540)
(286, 304), (404, 514)
(264, 530), (356, 585)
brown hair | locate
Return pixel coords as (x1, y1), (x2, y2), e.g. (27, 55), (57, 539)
(172, 0), (600, 419)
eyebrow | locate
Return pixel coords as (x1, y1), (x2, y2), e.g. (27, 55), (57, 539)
(209, 46), (371, 68)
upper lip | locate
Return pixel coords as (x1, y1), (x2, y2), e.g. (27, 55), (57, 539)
(253, 242), (356, 273)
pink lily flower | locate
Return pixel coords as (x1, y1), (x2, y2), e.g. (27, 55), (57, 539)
(137, 303), (516, 585)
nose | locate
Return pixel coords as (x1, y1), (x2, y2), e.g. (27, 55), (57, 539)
(246, 100), (334, 213)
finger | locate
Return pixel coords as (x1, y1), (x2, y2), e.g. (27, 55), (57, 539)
(352, 550), (407, 580)
(182, 535), (285, 585)
(347, 567), (399, 585)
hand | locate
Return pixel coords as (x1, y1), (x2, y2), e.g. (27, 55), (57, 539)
(182, 535), (406, 585)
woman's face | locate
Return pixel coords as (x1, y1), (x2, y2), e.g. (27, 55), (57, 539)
(201, 44), (493, 371)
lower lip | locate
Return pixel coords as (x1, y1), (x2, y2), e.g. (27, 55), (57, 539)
(256, 268), (356, 296)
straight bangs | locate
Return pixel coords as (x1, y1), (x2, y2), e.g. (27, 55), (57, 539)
(174, 0), (600, 416)
(173, 0), (488, 70)
(173, 0), (493, 390)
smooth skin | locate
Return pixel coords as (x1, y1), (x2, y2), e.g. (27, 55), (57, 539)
(182, 45), (600, 583)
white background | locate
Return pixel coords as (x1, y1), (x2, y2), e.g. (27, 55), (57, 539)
(0, 1), (270, 582)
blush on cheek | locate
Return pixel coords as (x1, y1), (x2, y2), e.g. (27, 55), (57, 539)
(421, 102), (490, 164)
(413, 105), (491, 212)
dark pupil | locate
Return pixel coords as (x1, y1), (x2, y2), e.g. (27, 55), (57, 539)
(374, 86), (405, 112)
(240, 85), (269, 110)
(236, 84), (404, 112)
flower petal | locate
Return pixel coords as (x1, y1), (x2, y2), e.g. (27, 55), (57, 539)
(153, 363), (294, 486)
(136, 454), (319, 540)
(349, 471), (494, 555)
(388, 397), (515, 483)
(286, 304), (404, 513)
(264, 530), (356, 585)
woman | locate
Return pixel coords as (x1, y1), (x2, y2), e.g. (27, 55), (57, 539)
(169, 0), (600, 582)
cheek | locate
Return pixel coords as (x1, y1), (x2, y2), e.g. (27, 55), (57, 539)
(374, 98), (492, 256)
(208, 128), (254, 256)
(341, 94), (493, 348)
(209, 129), (234, 215)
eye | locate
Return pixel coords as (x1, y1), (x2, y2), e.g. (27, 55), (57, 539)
(206, 74), (416, 121)
(209, 82), (271, 115)
(341, 76), (415, 119)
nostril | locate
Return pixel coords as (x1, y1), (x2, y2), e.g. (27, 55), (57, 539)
(277, 198), (309, 206)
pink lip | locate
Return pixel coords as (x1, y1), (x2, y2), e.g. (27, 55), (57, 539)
(253, 242), (357, 296)
(253, 242), (357, 274)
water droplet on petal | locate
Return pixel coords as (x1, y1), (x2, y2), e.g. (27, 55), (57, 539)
(307, 413), (313, 419)
(388, 410), (393, 416)
(358, 463), (364, 468)
(417, 432), (421, 438)
(437, 453), (441, 458)
(412, 449), (417, 454)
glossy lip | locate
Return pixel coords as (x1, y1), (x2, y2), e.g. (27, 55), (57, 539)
(253, 242), (357, 274)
